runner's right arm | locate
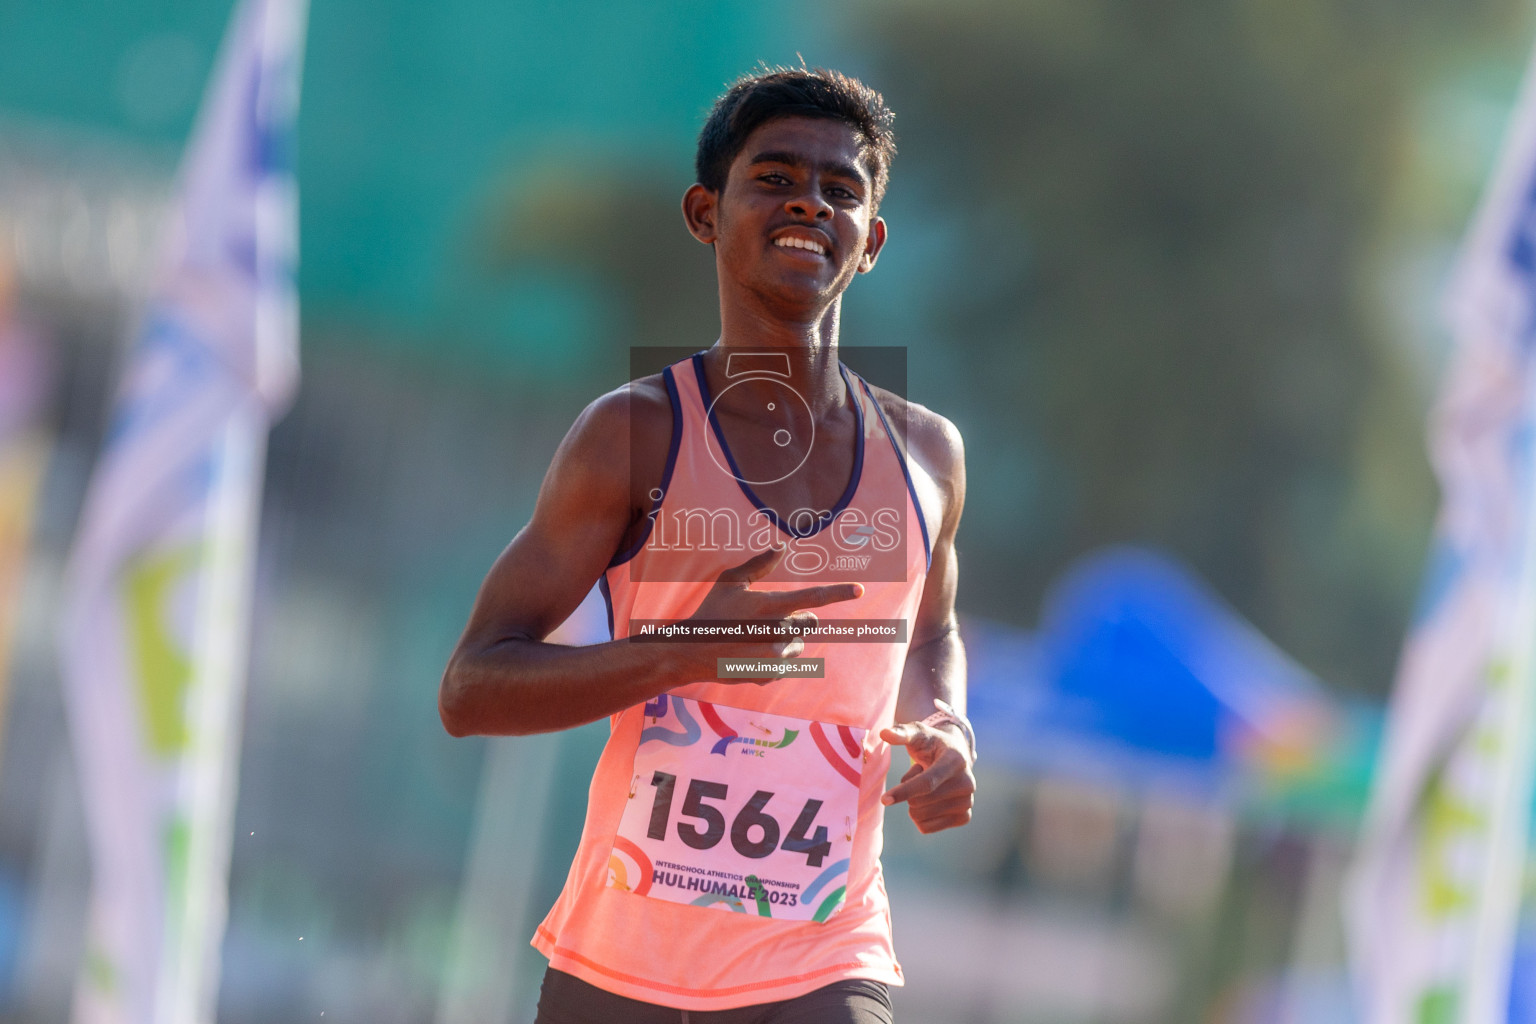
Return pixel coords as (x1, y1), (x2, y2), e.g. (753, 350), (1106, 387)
(438, 382), (861, 737)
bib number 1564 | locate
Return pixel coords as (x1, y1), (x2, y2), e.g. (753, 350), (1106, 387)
(645, 772), (833, 866)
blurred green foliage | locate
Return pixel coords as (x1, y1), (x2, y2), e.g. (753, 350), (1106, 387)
(477, 0), (1528, 698)
(841, 0), (1529, 696)
(6, 1), (1536, 1020)
(4, 0), (1530, 695)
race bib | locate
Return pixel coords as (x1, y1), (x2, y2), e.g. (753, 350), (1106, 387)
(607, 694), (866, 923)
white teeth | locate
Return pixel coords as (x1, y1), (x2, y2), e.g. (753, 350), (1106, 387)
(776, 236), (825, 255)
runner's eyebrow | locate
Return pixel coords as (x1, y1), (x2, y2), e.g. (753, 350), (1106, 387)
(748, 151), (868, 186)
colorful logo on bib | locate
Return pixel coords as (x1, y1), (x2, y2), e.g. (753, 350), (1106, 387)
(699, 700), (798, 756)
(808, 722), (864, 786)
(640, 694), (701, 747)
(608, 836), (654, 895)
(709, 730), (798, 756)
(802, 859), (850, 922)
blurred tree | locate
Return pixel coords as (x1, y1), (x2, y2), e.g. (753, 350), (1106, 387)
(481, 163), (719, 358)
(851, 0), (1522, 696)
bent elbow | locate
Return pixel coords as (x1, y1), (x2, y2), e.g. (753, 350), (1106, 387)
(438, 641), (545, 737)
(438, 659), (476, 737)
(439, 701), (468, 738)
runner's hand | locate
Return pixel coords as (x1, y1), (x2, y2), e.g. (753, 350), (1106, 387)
(687, 547), (863, 679)
(878, 720), (976, 833)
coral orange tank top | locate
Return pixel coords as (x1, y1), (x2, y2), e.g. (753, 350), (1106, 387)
(533, 352), (934, 1011)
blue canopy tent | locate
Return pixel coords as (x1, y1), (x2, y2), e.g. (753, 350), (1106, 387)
(964, 547), (1378, 820)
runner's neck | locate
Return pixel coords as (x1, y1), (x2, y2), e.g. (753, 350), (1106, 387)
(703, 341), (848, 421)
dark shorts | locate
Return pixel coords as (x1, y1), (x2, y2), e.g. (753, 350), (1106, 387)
(533, 967), (895, 1024)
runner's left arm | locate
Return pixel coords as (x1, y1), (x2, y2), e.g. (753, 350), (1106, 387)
(879, 410), (974, 834)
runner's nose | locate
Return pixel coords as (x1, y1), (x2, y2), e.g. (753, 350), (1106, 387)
(786, 189), (833, 221)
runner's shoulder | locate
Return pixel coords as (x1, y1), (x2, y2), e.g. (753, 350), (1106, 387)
(560, 374), (674, 510)
(861, 382), (965, 491)
(566, 373), (673, 455)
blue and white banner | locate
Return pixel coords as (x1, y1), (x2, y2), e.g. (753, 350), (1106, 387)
(1347, 37), (1536, 1024)
(56, 0), (305, 1021)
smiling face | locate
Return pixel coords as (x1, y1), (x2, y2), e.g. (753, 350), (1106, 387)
(683, 115), (887, 318)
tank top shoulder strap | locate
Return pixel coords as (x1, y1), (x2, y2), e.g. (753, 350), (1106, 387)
(849, 370), (933, 571)
(607, 362), (685, 568)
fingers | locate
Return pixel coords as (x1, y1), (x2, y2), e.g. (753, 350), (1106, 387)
(900, 786), (975, 833)
(785, 611), (820, 633)
(718, 546), (785, 584)
(882, 749), (965, 806)
(914, 793), (975, 814)
(761, 583), (865, 614)
(894, 766), (976, 834)
(770, 610), (817, 659)
(879, 724), (943, 767)
(713, 552), (862, 623)
(911, 805), (975, 834)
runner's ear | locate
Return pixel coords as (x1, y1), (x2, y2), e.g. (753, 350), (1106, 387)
(682, 183), (719, 246)
(858, 217), (887, 274)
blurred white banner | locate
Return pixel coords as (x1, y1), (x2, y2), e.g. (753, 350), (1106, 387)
(56, 0), (305, 1021)
(1347, 35), (1536, 1024)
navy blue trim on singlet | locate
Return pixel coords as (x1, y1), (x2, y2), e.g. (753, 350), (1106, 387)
(597, 574), (615, 641)
(856, 375), (933, 571)
(608, 366), (684, 569)
(690, 352), (865, 539)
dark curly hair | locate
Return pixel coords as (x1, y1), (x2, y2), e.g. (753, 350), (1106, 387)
(695, 65), (897, 209)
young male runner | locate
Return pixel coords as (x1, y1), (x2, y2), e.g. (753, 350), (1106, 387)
(440, 66), (974, 1023)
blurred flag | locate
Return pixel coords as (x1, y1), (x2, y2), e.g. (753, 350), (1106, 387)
(56, 0), (305, 1021)
(0, 263), (53, 776)
(1346, 38), (1536, 1024)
